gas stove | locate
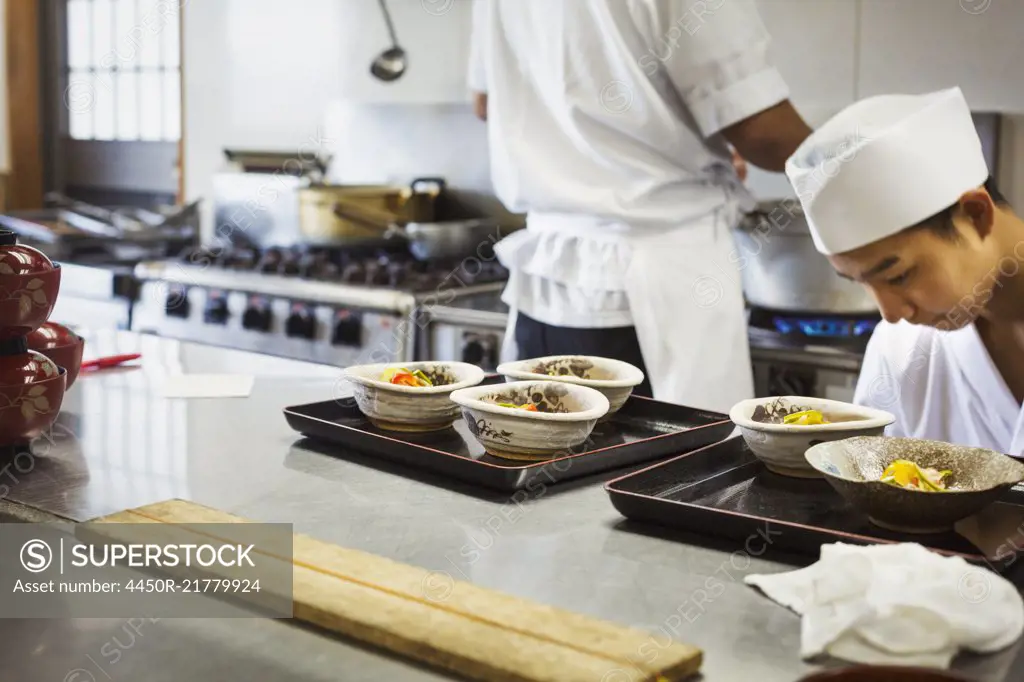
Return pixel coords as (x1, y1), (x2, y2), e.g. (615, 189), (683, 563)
(746, 306), (881, 402)
(131, 244), (509, 366)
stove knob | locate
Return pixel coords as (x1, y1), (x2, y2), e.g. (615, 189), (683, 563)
(462, 339), (486, 365)
(203, 298), (229, 325)
(285, 310), (317, 340)
(242, 305), (272, 332)
(165, 288), (190, 318)
(331, 317), (363, 347)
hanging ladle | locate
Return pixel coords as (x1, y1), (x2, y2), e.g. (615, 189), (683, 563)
(370, 0), (407, 82)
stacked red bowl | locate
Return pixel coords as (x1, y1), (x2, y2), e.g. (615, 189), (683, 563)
(0, 231), (69, 448)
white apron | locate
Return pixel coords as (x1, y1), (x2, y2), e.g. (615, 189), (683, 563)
(854, 320), (1024, 455)
(495, 208), (754, 416)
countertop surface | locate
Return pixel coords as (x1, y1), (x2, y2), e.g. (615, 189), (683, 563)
(2, 331), (1021, 682)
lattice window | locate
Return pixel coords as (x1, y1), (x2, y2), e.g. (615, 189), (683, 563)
(64, 0), (181, 142)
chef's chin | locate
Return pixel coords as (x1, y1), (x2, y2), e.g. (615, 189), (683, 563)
(926, 310), (979, 331)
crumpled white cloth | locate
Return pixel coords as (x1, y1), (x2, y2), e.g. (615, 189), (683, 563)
(744, 542), (1024, 668)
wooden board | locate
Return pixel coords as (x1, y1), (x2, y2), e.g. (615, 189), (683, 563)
(87, 499), (702, 682)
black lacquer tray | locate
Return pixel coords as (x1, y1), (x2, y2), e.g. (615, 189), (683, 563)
(606, 436), (1024, 577)
(283, 378), (734, 492)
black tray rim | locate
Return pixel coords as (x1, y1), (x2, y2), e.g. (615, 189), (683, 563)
(602, 437), (1007, 564)
(283, 395), (733, 471)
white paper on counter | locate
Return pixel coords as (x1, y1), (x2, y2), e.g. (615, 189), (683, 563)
(162, 374), (255, 399)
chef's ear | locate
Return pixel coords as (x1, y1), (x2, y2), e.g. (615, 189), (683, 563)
(958, 187), (997, 239)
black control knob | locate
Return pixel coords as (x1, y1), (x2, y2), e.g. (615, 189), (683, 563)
(203, 297), (229, 325)
(331, 317), (363, 347)
(165, 288), (190, 318)
(285, 311), (317, 340)
(242, 305), (272, 332)
(462, 339), (486, 365)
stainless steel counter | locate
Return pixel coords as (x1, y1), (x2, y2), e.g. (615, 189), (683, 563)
(2, 331), (1021, 682)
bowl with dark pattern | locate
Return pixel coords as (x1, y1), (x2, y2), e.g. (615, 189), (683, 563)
(497, 355), (644, 419)
(805, 436), (1024, 534)
(449, 380), (609, 461)
(730, 396), (895, 478)
(342, 361), (486, 432)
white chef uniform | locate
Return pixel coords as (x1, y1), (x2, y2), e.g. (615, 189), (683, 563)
(784, 87), (1023, 453)
(468, 0), (792, 414)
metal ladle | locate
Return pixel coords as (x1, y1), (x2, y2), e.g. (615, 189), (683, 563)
(371, 0), (407, 82)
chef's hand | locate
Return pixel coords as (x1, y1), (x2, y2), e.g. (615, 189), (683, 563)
(473, 92), (488, 122)
(731, 148), (748, 183)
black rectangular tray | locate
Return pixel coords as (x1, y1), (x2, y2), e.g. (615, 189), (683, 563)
(283, 378), (734, 492)
(606, 436), (1024, 576)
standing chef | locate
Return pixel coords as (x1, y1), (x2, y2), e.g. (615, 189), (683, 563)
(468, 0), (813, 413)
(786, 86), (1024, 454)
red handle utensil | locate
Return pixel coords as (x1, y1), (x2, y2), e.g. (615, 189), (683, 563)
(81, 353), (142, 371)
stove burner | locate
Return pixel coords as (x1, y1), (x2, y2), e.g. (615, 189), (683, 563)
(772, 316), (878, 339)
(748, 307), (880, 351)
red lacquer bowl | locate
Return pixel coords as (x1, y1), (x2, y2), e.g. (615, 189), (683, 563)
(0, 232), (61, 338)
(27, 322), (85, 388)
(0, 367), (66, 448)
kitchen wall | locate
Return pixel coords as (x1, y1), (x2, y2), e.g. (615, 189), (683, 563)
(183, 0), (1024, 238)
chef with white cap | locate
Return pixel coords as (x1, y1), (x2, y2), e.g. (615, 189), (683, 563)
(786, 86), (1024, 454)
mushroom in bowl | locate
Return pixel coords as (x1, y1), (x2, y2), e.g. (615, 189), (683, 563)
(496, 355), (644, 419)
(805, 436), (1024, 534)
(449, 380), (609, 460)
(341, 361), (486, 432)
(729, 396), (896, 478)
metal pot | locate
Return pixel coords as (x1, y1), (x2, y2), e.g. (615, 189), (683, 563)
(732, 200), (878, 314)
(333, 202), (505, 261)
(298, 177), (444, 245)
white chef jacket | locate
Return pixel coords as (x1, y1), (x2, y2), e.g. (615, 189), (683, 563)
(854, 320), (1024, 455)
(468, 0), (789, 328)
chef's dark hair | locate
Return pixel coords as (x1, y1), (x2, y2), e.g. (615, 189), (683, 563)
(914, 176), (1009, 240)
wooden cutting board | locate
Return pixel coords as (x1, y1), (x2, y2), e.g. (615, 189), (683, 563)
(86, 499), (701, 682)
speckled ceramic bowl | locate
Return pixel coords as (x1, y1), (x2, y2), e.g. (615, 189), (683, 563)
(497, 355), (644, 420)
(342, 362), (486, 432)
(805, 436), (1024, 534)
(729, 396), (896, 478)
(449, 380), (609, 461)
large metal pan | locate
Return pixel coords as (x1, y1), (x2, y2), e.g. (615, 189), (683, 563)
(732, 200), (878, 314)
(298, 177), (444, 245)
(333, 202), (505, 261)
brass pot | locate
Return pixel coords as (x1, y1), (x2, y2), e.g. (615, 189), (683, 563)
(298, 177), (444, 245)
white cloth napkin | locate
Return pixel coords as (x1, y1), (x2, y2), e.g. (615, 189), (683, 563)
(744, 542), (1024, 668)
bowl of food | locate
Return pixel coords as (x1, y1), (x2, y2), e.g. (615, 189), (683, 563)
(729, 396), (896, 478)
(496, 355), (644, 419)
(449, 380), (609, 460)
(341, 362), (486, 432)
(805, 436), (1024, 534)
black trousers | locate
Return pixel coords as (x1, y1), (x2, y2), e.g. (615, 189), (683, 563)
(513, 312), (654, 398)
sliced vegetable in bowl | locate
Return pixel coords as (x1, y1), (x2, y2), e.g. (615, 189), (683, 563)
(382, 367), (434, 387)
(879, 459), (952, 492)
(782, 409), (830, 425)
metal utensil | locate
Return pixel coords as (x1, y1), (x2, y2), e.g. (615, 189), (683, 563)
(733, 200), (877, 314)
(371, 0), (407, 82)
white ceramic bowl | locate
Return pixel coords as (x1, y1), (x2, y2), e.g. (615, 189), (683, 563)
(496, 355), (644, 419)
(342, 361), (486, 432)
(729, 396), (896, 478)
(449, 380), (610, 461)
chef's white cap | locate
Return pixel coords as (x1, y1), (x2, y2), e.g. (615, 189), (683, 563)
(785, 87), (989, 256)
